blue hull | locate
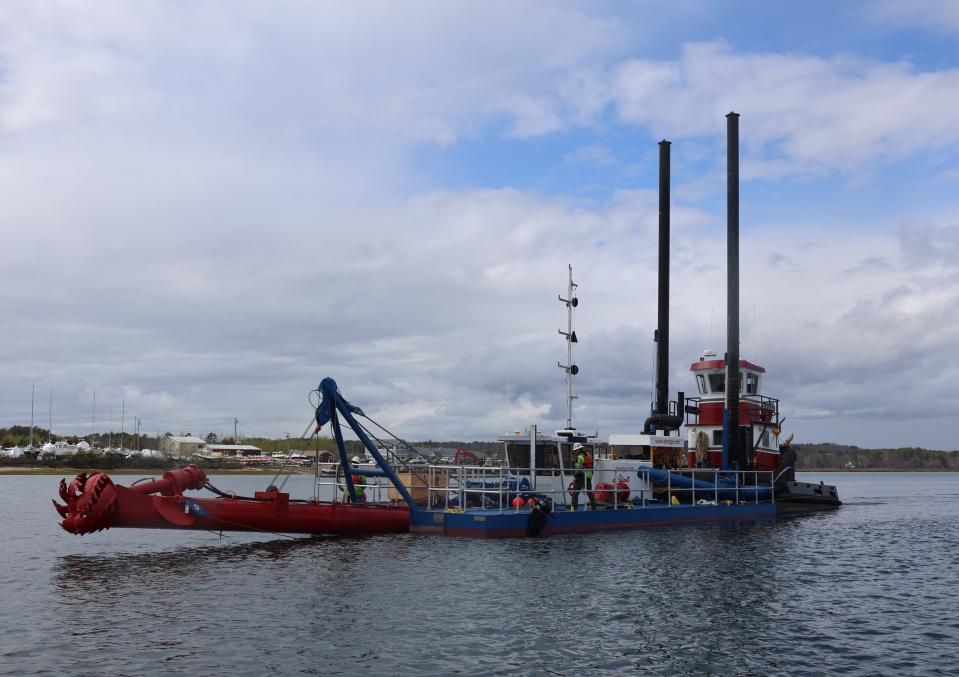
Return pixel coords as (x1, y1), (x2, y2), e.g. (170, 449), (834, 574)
(410, 502), (775, 538)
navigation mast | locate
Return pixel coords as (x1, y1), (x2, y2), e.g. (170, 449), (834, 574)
(557, 265), (579, 431)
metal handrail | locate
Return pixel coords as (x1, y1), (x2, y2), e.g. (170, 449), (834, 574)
(414, 465), (775, 513)
(684, 395), (780, 427)
(659, 469), (775, 505)
(309, 464), (776, 510)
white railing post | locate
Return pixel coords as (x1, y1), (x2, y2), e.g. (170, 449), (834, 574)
(499, 465), (504, 512)
(514, 470), (520, 512)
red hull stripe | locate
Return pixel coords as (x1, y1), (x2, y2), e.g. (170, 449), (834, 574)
(112, 487), (410, 535)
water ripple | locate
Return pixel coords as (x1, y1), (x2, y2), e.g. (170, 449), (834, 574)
(0, 472), (957, 675)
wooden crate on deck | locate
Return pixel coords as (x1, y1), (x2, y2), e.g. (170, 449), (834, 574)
(390, 469), (444, 504)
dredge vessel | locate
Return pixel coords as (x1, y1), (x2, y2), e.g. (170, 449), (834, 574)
(53, 113), (839, 540)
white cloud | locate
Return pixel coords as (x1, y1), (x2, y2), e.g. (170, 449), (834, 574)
(611, 42), (959, 176)
(865, 0), (959, 34)
(7, 164), (958, 447)
(2, 3), (959, 450)
(0, 1), (627, 146)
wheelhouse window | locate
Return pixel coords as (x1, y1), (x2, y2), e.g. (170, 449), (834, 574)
(708, 373), (725, 393)
(758, 428), (770, 447)
(508, 442), (582, 473)
(712, 429), (723, 446)
(697, 374), (707, 394)
(745, 372), (760, 395)
(506, 443), (529, 469)
(536, 444), (560, 469)
(610, 444), (651, 461)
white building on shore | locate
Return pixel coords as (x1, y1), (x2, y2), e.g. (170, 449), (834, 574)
(207, 443), (263, 457)
(159, 435), (207, 458)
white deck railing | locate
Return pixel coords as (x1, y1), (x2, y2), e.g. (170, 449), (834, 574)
(308, 464), (775, 510)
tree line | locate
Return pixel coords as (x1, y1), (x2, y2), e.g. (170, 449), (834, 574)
(794, 443), (959, 470)
(4, 426), (955, 471)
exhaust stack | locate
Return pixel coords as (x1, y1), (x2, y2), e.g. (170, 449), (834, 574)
(724, 112), (741, 470)
(643, 140), (684, 434)
(655, 139), (671, 417)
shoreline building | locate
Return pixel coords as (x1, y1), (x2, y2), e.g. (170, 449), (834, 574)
(207, 443), (263, 458)
(159, 436), (207, 458)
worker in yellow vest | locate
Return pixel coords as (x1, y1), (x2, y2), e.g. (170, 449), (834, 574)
(570, 443), (597, 511)
(341, 455), (367, 502)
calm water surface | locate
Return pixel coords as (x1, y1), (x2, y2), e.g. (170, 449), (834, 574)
(1, 471), (956, 675)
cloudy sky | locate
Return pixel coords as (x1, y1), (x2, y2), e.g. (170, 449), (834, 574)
(3, 1), (959, 449)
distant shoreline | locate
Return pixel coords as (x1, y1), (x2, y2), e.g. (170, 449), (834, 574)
(3, 465), (956, 477)
(0, 466), (315, 476)
(799, 467), (959, 473)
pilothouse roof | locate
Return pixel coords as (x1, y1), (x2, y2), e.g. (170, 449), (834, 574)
(690, 349), (765, 373)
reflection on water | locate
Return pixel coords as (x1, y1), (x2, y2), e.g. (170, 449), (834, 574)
(54, 536), (330, 588)
(1, 472), (958, 675)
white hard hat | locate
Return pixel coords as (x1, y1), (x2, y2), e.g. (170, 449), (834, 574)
(572, 443), (584, 451)
(351, 456), (362, 463)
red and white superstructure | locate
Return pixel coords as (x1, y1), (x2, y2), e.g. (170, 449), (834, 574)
(685, 349), (782, 472)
